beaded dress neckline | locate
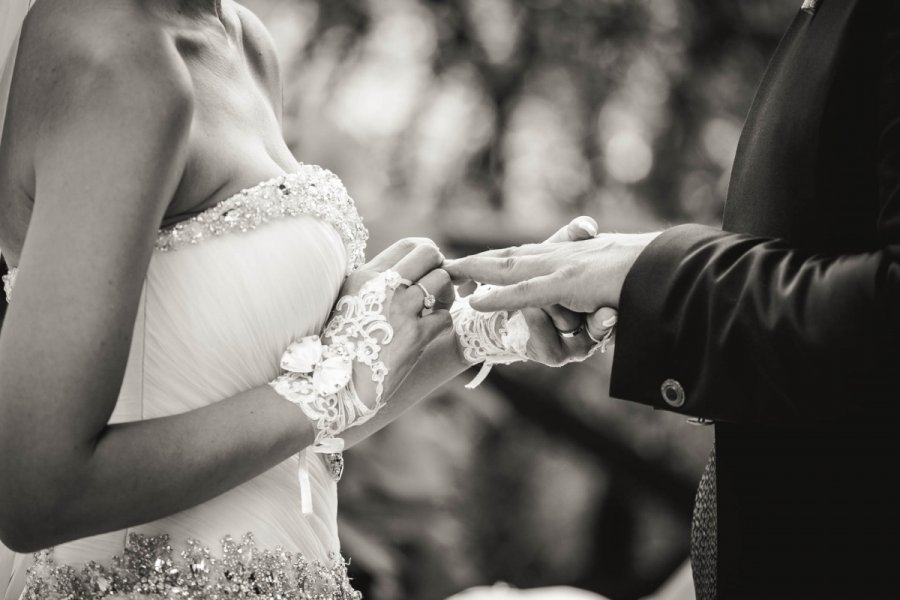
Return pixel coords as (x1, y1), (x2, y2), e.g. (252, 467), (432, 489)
(2, 163), (369, 303)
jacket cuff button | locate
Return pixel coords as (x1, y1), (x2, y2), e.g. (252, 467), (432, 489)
(661, 379), (686, 407)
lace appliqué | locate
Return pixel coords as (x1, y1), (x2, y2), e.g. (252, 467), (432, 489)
(23, 532), (361, 600)
(3, 266), (16, 303)
(156, 165), (368, 275)
(272, 270), (401, 445)
(321, 269), (403, 406)
(271, 270), (402, 514)
(450, 291), (531, 389)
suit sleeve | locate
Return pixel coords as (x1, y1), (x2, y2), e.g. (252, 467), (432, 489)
(609, 27), (900, 426)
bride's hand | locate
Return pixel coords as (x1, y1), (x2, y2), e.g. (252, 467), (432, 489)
(331, 238), (455, 404)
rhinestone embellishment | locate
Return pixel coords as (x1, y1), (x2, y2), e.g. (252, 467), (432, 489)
(3, 166), (369, 305)
(2, 266), (16, 304)
(23, 532), (362, 600)
(156, 164), (368, 274)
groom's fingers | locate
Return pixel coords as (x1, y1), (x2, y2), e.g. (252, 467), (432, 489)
(542, 306), (599, 361)
(443, 255), (547, 285)
(545, 216), (599, 243)
(468, 274), (561, 312)
(543, 305), (581, 333)
(454, 243), (554, 261)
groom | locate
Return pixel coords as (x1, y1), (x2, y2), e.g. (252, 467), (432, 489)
(447, 1), (900, 598)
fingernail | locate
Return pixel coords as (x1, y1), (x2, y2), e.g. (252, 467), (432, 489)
(578, 219), (598, 237)
(602, 315), (618, 328)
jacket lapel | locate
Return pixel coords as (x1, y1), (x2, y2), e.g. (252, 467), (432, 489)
(723, 0), (862, 240)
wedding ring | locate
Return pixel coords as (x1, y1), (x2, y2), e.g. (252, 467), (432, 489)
(398, 278), (415, 288)
(557, 323), (585, 338)
(416, 282), (436, 309)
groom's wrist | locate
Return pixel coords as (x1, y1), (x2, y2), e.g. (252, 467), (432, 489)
(606, 231), (663, 308)
(608, 225), (714, 410)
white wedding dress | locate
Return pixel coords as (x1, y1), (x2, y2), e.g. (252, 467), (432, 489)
(1, 166), (369, 599)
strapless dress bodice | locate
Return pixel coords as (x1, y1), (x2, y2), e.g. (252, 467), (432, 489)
(1, 164), (368, 599)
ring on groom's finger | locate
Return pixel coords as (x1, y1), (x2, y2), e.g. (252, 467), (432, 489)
(557, 323), (585, 338)
(415, 282), (436, 309)
(398, 277), (415, 288)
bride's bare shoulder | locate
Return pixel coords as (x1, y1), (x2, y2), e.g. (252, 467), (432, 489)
(15, 0), (193, 110)
(7, 0), (194, 172)
(0, 0), (193, 249)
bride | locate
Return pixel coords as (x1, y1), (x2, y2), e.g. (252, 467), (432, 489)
(0, 0), (603, 597)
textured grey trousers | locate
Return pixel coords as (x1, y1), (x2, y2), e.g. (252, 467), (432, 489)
(691, 447), (717, 600)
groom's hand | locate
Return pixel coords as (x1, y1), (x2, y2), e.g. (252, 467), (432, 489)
(444, 231), (660, 314)
(538, 217), (617, 343)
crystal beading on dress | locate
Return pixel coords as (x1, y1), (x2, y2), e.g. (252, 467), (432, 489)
(2, 263), (16, 303)
(23, 531), (361, 600)
(270, 270), (404, 514)
(2, 164), (369, 306)
(156, 164), (368, 275)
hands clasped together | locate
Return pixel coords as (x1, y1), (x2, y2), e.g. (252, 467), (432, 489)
(318, 216), (657, 403)
(445, 222), (661, 360)
(268, 216), (658, 494)
(444, 218), (661, 369)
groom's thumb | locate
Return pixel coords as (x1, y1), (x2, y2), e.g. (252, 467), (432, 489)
(545, 216), (599, 243)
(586, 308), (618, 344)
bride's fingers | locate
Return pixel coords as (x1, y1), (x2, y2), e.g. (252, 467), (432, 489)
(392, 243), (445, 282)
(365, 238), (438, 272)
(421, 268), (456, 311)
(419, 309), (454, 339)
(398, 268), (454, 313)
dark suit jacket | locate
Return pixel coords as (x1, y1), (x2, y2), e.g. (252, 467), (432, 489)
(610, 1), (900, 597)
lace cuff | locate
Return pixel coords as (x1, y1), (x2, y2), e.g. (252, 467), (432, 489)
(450, 288), (531, 389)
(451, 286), (615, 388)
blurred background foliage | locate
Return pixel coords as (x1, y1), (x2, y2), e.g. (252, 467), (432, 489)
(234, 0), (798, 599)
(0, 1), (797, 598)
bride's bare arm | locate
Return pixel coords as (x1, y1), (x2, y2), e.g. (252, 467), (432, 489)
(0, 24), (369, 554)
(0, 24), (316, 553)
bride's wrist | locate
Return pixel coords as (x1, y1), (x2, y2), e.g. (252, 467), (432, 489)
(450, 292), (531, 388)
